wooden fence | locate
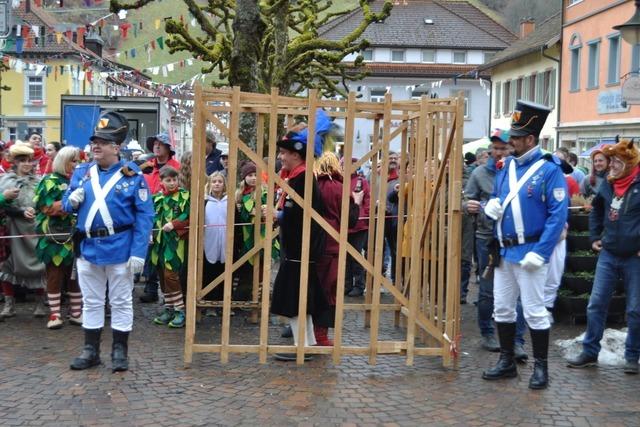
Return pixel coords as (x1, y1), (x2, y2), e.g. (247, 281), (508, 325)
(184, 86), (463, 367)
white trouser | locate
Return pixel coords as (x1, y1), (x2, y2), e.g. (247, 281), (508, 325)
(544, 239), (567, 308)
(77, 258), (133, 332)
(494, 259), (551, 330)
(289, 315), (317, 346)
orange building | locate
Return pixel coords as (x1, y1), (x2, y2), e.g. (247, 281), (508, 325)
(558, 0), (640, 156)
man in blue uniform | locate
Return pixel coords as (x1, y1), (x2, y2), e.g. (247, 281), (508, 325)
(482, 100), (569, 389)
(63, 111), (155, 372)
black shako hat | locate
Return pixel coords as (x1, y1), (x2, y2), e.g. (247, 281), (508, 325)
(90, 111), (130, 144)
(510, 100), (551, 138)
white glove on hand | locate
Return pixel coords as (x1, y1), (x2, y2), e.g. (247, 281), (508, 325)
(68, 188), (85, 209)
(484, 198), (504, 221)
(127, 256), (145, 275)
(520, 252), (545, 271)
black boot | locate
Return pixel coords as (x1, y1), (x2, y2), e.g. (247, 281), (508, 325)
(112, 330), (130, 372)
(482, 322), (518, 380)
(70, 328), (102, 370)
(529, 328), (550, 390)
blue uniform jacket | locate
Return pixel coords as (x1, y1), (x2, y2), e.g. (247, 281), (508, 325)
(62, 160), (155, 265)
(492, 148), (569, 264)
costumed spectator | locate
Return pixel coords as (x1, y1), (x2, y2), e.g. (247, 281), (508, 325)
(314, 152), (362, 345)
(220, 150), (229, 178)
(43, 141), (62, 175)
(580, 147), (610, 198)
(554, 150), (580, 197)
(0, 143), (46, 319)
(205, 131), (224, 175)
(568, 152), (586, 186)
(344, 159), (370, 297)
(151, 166), (190, 328)
(144, 132), (181, 195)
(63, 111), (154, 372)
(270, 109), (331, 361)
(24, 132), (49, 175)
(0, 140), (9, 173)
(34, 146), (83, 329)
(234, 161), (279, 301)
(202, 172), (228, 310)
(139, 132), (180, 303)
(567, 138), (640, 374)
(463, 128), (511, 353)
(0, 185), (19, 315)
(481, 100), (568, 390)
(384, 152), (401, 283)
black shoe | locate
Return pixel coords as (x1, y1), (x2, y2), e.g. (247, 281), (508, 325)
(482, 322), (518, 380)
(481, 335), (500, 352)
(566, 352), (598, 368)
(482, 352), (518, 380)
(623, 360), (639, 375)
(111, 330), (129, 372)
(281, 325), (293, 338)
(529, 358), (548, 389)
(139, 293), (158, 303)
(274, 353), (313, 362)
(514, 343), (528, 363)
(347, 287), (364, 297)
(70, 328), (102, 370)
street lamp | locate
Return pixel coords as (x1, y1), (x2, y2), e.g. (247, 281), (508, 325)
(613, 0), (640, 45)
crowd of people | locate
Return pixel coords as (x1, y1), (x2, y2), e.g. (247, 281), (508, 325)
(461, 100), (639, 390)
(1, 101), (637, 383)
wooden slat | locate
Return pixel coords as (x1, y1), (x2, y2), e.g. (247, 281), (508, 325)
(364, 119), (379, 328)
(295, 90), (318, 365)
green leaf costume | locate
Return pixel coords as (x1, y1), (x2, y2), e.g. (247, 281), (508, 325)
(236, 190), (279, 265)
(151, 189), (190, 271)
(34, 173), (75, 266)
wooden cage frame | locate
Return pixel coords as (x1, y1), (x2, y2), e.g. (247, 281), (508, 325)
(184, 86), (464, 367)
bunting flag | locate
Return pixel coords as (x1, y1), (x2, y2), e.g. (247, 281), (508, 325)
(155, 19), (161, 30)
(76, 27), (85, 48)
(156, 36), (164, 50)
(15, 38), (23, 54)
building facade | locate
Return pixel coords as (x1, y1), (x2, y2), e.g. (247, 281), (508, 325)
(320, 0), (516, 157)
(480, 13), (561, 151)
(558, 0), (640, 156)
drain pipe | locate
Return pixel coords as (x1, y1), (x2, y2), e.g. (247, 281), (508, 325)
(541, 45), (561, 150)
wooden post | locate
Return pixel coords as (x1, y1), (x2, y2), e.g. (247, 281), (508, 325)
(364, 118), (380, 328)
(295, 90), (318, 364)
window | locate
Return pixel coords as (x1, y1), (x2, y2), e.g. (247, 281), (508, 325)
(510, 80), (517, 112)
(361, 49), (373, 61)
(370, 89), (386, 103)
(632, 44), (640, 73)
(8, 127), (16, 141)
(607, 34), (621, 84)
(453, 51), (467, 64)
(503, 81), (511, 114)
(529, 73), (537, 101)
(411, 89), (429, 100)
(543, 69), (557, 108)
(391, 50), (405, 62)
(494, 82), (501, 117)
(516, 77), (523, 100)
(536, 72), (545, 103)
(570, 46), (581, 91)
(587, 40), (600, 89)
(26, 76), (44, 104)
(483, 51), (495, 64)
(422, 49), (436, 63)
(568, 0), (582, 5)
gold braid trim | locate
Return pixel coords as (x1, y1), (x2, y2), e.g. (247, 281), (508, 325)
(512, 115), (538, 131)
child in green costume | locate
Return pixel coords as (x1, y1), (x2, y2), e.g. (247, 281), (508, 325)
(150, 166), (190, 328)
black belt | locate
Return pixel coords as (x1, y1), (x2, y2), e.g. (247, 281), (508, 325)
(501, 234), (540, 248)
(85, 224), (133, 238)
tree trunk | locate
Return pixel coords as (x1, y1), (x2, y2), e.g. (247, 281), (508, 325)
(230, 0), (265, 150)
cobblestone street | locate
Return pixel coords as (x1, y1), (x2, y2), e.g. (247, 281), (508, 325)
(0, 283), (639, 427)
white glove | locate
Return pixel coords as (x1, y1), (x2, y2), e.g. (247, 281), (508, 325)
(68, 188), (85, 209)
(127, 256), (145, 275)
(519, 252), (545, 271)
(484, 198), (504, 221)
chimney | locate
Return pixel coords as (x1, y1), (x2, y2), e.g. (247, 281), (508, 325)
(520, 18), (535, 39)
(84, 31), (104, 58)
